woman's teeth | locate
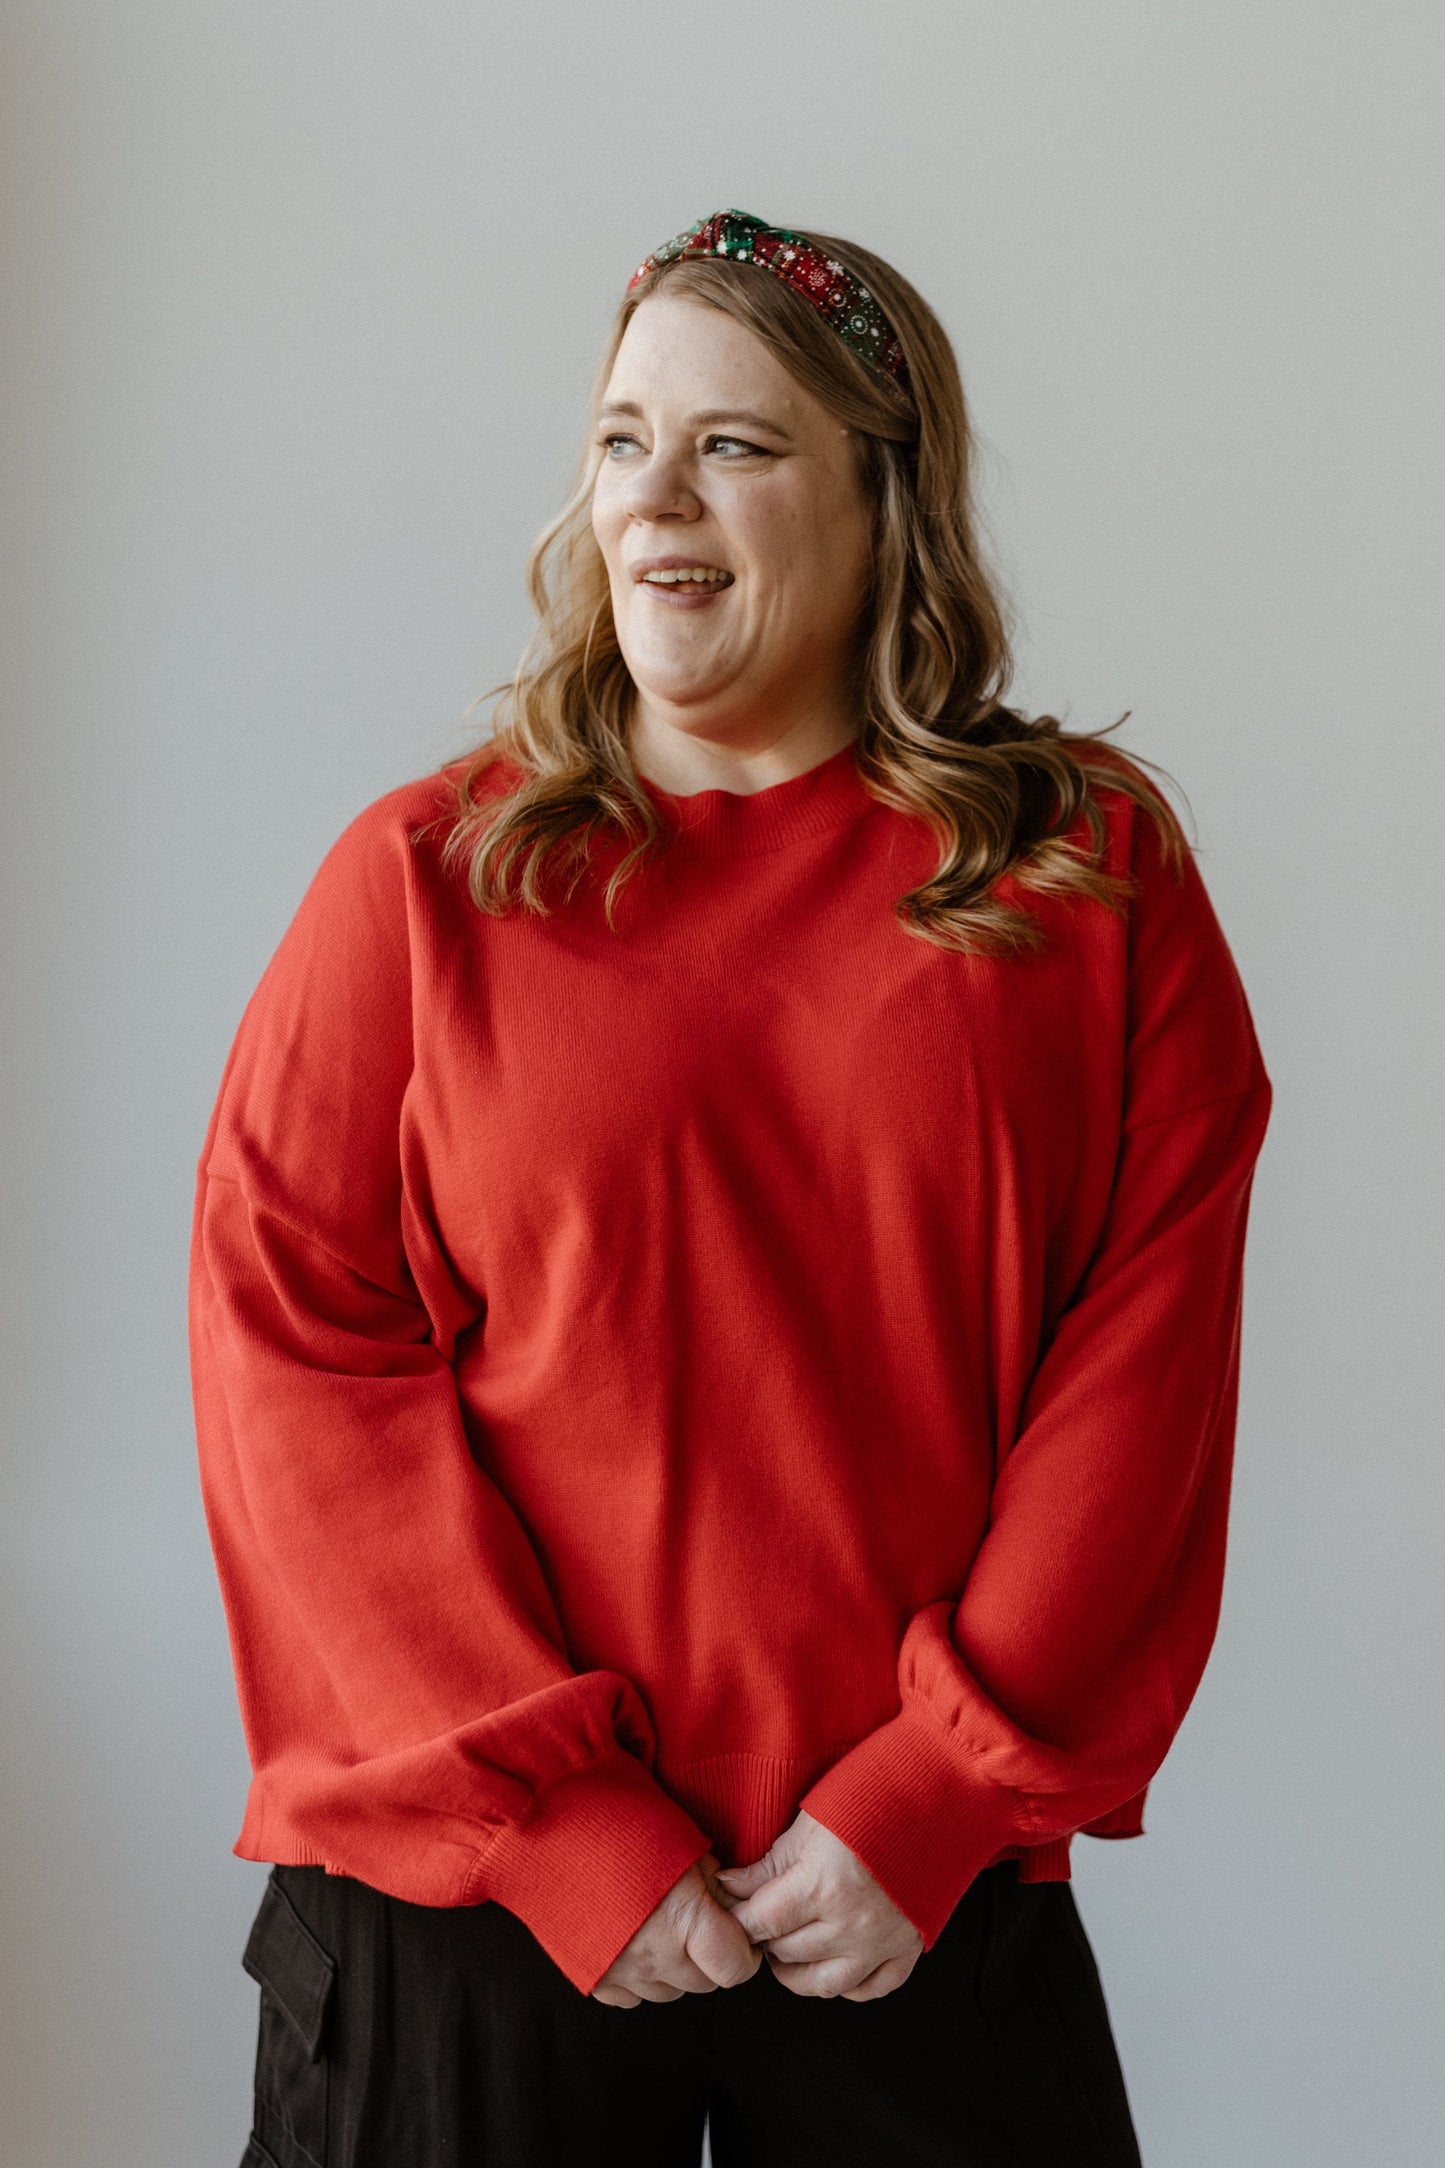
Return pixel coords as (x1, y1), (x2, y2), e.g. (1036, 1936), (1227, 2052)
(642, 567), (732, 585)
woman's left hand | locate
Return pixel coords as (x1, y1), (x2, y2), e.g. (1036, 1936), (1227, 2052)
(712, 1810), (924, 2001)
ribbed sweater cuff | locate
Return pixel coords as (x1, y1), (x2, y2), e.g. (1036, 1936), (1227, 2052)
(465, 1749), (714, 1996)
(798, 1705), (1019, 1948)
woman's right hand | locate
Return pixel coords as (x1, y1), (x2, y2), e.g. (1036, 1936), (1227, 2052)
(590, 1854), (762, 2006)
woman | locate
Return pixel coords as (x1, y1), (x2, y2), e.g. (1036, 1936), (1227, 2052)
(190, 209), (1272, 2166)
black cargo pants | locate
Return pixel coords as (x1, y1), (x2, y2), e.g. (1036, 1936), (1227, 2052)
(238, 1856), (1143, 2167)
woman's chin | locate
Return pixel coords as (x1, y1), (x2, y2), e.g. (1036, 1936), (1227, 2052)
(623, 655), (743, 713)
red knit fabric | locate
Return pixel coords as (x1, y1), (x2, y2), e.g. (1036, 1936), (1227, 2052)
(188, 742), (1271, 1996)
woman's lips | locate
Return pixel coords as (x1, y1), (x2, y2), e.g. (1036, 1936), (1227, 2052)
(638, 578), (732, 609)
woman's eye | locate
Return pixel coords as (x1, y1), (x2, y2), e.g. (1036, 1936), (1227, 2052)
(597, 431), (771, 459)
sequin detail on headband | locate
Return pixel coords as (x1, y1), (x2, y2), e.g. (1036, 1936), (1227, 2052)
(627, 209), (910, 389)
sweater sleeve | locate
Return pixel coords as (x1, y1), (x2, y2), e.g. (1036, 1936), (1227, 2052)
(798, 798), (1273, 1946)
(188, 797), (711, 1996)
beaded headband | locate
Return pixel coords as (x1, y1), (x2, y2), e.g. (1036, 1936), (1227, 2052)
(626, 208), (911, 391)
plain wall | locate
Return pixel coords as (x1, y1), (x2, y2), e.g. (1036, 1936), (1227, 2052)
(2, 4), (1441, 2162)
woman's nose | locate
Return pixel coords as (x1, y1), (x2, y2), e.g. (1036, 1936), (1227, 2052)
(623, 447), (700, 523)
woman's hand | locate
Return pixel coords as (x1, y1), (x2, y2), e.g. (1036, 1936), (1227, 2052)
(713, 1810), (924, 2001)
(590, 1854), (763, 2007)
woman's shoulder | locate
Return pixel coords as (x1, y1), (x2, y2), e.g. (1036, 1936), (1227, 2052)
(1072, 749), (1268, 1123)
(291, 743), (526, 911)
(1063, 740), (1180, 873)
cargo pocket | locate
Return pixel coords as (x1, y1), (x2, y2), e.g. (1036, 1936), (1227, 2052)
(240, 1870), (337, 2168)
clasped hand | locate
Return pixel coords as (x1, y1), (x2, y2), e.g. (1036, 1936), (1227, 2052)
(590, 1809), (923, 2008)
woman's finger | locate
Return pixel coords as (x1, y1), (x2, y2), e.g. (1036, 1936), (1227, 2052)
(756, 1917), (842, 1963)
(765, 1949), (878, 2000)
(712, 1859), (770, 1897)
(840, 1955), (914, 2002)
(727, 1875), (816, 1946)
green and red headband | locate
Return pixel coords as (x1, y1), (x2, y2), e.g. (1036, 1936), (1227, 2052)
(627, 208), (911, 392)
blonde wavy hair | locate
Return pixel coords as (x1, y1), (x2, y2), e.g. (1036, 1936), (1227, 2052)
(433, 225), (1185, 953)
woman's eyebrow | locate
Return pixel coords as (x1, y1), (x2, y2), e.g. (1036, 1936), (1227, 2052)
(597, 401), (794, 440)
(689, 407), (793, 437)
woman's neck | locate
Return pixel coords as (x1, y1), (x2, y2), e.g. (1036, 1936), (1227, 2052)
(626, 694), (860, 797)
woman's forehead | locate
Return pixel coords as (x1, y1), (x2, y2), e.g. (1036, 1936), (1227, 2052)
(605, 296), (810, 420)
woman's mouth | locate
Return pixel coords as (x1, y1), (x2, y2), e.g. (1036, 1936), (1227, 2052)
(636, 564), (735, 609)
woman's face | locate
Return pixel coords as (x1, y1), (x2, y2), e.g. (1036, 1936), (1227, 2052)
(590, 293), (876, 757)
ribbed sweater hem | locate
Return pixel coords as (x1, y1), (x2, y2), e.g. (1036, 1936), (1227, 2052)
(232, 1746), (1146, 1988)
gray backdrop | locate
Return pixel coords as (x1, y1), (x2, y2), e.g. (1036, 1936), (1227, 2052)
(3, 4), (1441, 2163)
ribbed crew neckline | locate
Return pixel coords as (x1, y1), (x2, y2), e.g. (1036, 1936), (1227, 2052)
(635, 741), (873, 857)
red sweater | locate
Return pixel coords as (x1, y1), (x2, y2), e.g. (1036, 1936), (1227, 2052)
(189, 741), (1271, 1996)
